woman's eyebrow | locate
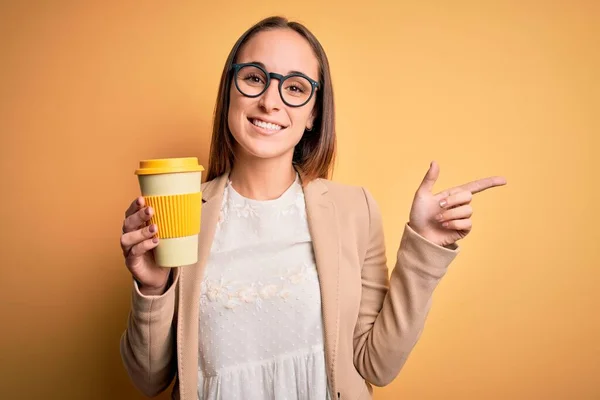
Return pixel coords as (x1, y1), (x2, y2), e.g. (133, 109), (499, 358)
(248, 60), (308, 76)
(248, 60), (267, 69)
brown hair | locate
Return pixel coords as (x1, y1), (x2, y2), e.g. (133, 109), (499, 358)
(205, 16), (336, 184)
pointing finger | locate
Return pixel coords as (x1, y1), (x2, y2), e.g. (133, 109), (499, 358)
(459, 176), (507, 194)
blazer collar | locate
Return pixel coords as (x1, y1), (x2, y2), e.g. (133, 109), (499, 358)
(201, 171), (230, 203)
(178, 170), (230, 399)
(302, 176), (340, 395)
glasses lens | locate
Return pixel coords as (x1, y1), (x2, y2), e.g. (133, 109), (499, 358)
(281, 75), (313, 106)
(236, 65), (267, 96)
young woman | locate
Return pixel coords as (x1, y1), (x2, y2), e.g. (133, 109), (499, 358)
(119, 16), (506, 400)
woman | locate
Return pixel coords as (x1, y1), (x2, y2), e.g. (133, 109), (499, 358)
(119, 16), (506, 400)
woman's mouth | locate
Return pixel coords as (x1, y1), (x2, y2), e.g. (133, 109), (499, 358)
(249, 118), (285, 133)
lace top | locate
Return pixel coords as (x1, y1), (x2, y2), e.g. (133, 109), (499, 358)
(198, 174), (332, 400)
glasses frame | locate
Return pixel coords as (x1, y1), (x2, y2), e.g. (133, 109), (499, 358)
(231, 63), (320, 108)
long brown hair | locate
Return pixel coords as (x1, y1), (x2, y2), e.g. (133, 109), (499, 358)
(205, 16), (336, 184)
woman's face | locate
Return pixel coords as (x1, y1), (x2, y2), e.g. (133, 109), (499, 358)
(227, 28), (319, 162)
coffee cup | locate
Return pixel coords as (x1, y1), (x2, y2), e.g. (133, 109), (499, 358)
(134, 157), (204, 267)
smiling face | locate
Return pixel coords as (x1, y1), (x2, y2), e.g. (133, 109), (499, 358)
(227, 28), (320, 162)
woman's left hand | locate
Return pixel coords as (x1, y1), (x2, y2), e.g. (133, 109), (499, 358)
(408, 161), (507, 248)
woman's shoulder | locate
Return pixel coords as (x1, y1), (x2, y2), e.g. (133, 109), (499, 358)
(315, 178), (364, 196)
(312, 179), (379, 245)
(312, 178), (379, 213)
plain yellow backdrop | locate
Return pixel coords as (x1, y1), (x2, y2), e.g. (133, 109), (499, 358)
(1, 1), (598, 399)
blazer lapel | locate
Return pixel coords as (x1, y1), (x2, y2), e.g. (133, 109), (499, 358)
(303, 178), (341, 396)
(178, 171), (229, 400)
(198, 173), (230, 270)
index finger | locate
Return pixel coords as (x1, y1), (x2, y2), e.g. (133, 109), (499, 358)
(125, 196), (145, 218)
(458, 176), (507, 194)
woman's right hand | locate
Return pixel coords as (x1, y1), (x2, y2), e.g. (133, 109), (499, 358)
(120, 196), (170, 296)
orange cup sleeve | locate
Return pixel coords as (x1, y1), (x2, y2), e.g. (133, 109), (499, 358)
(143, 192), (202, 239)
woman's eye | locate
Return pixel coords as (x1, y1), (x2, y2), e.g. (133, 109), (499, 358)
(244, 74), (265, 84)
(285, 84), (306, 94)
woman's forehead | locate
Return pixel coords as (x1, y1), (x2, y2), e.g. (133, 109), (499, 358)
(237, 29), (319, 79)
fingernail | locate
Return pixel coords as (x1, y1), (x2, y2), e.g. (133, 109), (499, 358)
(152, 237), (159, 243)
(442, 222), (449, 228)
(435, 214), (444, 221)
(439, 199), (447, 207)
(136, 197), (142, 206)
(149, 224), (156, 233)
(145, 207), (152, 216)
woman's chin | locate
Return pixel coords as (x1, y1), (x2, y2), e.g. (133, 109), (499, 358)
(249, 148), (292, 160)
(237, 142), (294, 161)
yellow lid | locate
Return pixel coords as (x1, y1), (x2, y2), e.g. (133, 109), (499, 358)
(135, 157), (205, 175)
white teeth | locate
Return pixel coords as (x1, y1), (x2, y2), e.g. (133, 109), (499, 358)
(252, 119), (283, 131)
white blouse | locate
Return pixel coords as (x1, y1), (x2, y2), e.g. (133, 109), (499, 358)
(198, 174), (332, 400)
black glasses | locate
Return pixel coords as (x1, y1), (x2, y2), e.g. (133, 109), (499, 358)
(231, 63), (320, 108)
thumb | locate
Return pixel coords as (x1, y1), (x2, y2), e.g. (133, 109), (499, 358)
(417, 161), (439, 193)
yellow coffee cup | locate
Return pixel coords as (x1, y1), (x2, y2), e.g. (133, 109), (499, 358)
(135, 157), (204, 267)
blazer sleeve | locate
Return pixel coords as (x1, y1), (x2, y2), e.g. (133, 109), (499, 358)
(352, 188), (459, 387)
(119, 268), (180, 397)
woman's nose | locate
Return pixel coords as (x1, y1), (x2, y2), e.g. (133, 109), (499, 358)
(258, 80), (283, 112)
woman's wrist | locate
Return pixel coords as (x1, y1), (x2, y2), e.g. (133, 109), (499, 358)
(139, 283), (168, 296)
(137, 271), (171, 296)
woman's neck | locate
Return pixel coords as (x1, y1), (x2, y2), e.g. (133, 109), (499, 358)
(228, 155), (297, 201)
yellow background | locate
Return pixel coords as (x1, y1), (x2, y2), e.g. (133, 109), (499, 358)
(1, 1), (598, 399)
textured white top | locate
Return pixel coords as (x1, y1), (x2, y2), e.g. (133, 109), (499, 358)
(198, 174), (332, 400)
